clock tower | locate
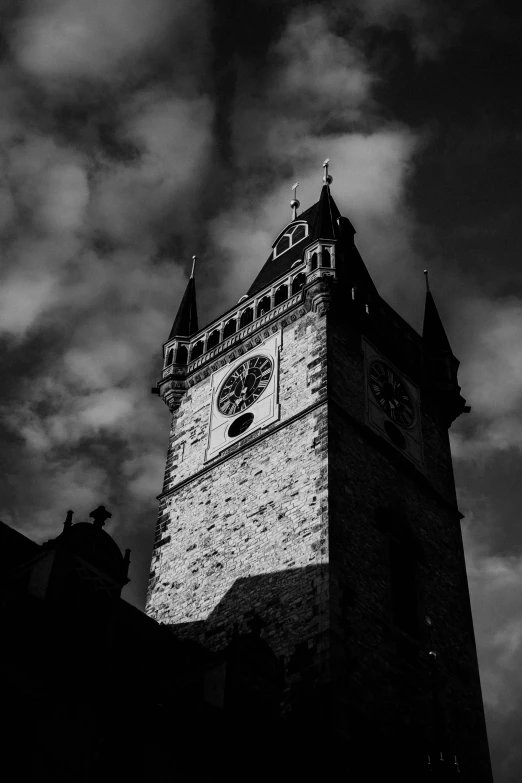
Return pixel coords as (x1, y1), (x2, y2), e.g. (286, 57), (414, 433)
(147, 167), (493, 779)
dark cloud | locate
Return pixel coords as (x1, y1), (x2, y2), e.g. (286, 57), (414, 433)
(0, 2), (521, 778)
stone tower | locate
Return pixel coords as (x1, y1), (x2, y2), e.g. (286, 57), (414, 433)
(147, 171), (493, 779)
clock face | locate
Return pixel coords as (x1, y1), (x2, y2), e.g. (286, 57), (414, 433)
(217, 355), (273, 416)
(369, 361), (415, 428)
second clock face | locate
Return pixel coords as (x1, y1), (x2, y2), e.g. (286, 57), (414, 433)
(369, 361), (415, 428)
(217, 355), (273, 416)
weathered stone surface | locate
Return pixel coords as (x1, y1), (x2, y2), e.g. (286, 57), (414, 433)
(146, 293), (492, 780)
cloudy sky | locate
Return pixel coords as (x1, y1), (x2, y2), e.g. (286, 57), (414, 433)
(0, 0), (520, 777)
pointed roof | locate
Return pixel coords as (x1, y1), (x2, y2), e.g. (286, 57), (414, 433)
(422, 290), (453, 354)
(247, 185), (346, 297)
(169, 275), (198, 339)
(309, 184), (341, 242)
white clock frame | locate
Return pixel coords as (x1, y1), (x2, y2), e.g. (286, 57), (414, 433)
(204, 334), (281, 462)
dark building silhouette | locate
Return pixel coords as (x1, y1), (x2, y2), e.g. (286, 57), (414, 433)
(2, 167), (494, 781)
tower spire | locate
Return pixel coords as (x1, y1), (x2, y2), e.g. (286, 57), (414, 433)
(168, 261), (199, 340)
(422, 274), (452, 354)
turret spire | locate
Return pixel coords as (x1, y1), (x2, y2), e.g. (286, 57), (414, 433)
(168, 262), (199, 340)
(422, 274), (452, 354)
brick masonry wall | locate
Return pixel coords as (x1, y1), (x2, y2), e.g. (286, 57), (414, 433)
(146, 286), (492, 777)
(147, 311), (331, 683)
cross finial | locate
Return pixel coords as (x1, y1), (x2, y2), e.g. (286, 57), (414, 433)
(290, 181), (300, 221)
(323, 158), (332, 185)
(89, 505), (112, 528)
(191, 255), (197, 278)
(424, 269), (430, 292)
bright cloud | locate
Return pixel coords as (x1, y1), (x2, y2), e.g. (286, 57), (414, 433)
(451, 297), (522, 459)
(13, 0), (187, 82)
(463, 516), (522, 717)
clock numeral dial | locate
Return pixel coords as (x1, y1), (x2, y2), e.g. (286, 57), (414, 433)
(368, 361), (415, 428)
(217, 355), (274, 416)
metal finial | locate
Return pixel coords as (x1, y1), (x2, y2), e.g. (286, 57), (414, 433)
(191, 255), (197, 278)
(290, 182), (300, 220)
(424, 269), (430, 292)
(323, 157), (333, 185)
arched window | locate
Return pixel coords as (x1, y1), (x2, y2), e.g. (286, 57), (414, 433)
(223, 319), (236, 338)
(165, 348), (174, 366)
(190, 340), (204, 361)
(239, 307), (254, 328)
(292, 224), (306, 243)
(274, 285), (288, 305)
(206, 330), (220, 350)
(257, 296), (270, 318)
(322, 247), (331, 267)
(176, 344), (188, 365)
(274, 223), (308, 257)
(292, 273), (306, 294)
(310, 252), (318, 271)
(275, 235), (290, 255)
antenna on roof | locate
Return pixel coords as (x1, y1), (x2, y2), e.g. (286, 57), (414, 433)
(323, 158), (333, 186)
(290, 182), (300, 221)
(191, 255), (197, 278)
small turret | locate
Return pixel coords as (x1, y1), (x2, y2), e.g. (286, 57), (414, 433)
(168, 257), (199, 340)
(154, 257), (199, 412)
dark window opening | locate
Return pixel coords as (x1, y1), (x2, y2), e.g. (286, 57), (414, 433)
(322, 247), (331, 267)
(274, 285), (288, 305)
(276, 235), (290, 255)
(175, 345), (188, 365)
(239, 307), (254, 328)
(166, 349), (174, 366)
(228, 412), (254, 438)
(207, 330), (220, 350)
(292, 273), (306, 294)
(292, 224), (306, 243)
(257, 296), (271, 318)
(310, 252), (318, 271)
(190, 340), (204, 361)
(223, 319), (237, 338)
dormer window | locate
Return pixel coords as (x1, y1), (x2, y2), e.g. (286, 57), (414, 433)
(273, 222), (308, 258)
